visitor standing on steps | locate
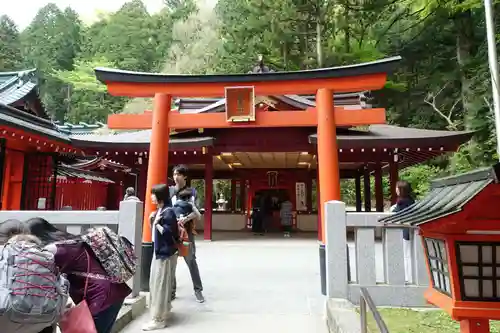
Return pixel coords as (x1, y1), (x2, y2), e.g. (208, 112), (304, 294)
(390, 180), (415, 283)
(143, 184), (180, 331)
(123, 187), (140, 201)
(170, 164), (205, 303)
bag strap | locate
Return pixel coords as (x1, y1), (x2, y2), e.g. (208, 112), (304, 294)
(83, 249), (90, 299)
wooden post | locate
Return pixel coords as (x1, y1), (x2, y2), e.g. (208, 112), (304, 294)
(204, 154), (213, 240)
(459, 319), (490, 333)
(316, 88), (341, 243)
(230, 178), (236, 211)
(240, 178), (246, 212)
(137, 163), (148, 202)
(306, 172), (313, 213)
(141, 93), (171, 291)
(389, 157), (399, 204)
(355, 173), (362, 212)
(363, 166), (371, 212)
(374, 164), (384, 212)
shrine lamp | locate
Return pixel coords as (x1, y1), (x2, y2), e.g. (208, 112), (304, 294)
(380, 164), (500, 333)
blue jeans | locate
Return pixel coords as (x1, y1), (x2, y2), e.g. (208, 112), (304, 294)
(93, 301), (124, 333)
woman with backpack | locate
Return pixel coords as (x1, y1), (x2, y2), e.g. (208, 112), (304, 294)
(26, 218), (131, 333)
(0, 219), (69, 333)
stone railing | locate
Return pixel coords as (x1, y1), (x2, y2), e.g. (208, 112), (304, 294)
(325, 201), (429, 307)
(0, 201), (144, 298)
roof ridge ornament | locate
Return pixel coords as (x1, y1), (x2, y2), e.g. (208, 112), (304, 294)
(249, 54), (274, 74)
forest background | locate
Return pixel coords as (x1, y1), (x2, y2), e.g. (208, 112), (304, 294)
(1, 0), (499, 207)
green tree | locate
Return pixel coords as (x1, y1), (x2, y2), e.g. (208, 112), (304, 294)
(20, 3), (83, 121)
(81, 0), (162, 72)
(0, 15), (22, 71)
(53, 58), (127, 123)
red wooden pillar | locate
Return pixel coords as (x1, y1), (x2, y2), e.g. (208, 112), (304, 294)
(141, 93), (171, 291)
(204, 154), (213, 240)
(374, 163), (384, 212)
(389, 157), (399, 204)
(230, 178), (236, 211)
(316, 88), (341, 243)
(459, 319), (490, 333)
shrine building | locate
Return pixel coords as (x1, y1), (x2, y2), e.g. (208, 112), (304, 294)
(0, 59), (473, 244)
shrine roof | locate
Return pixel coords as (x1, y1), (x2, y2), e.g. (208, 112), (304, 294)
(57, 165), (115, 183)
(63, 156), (131, 173)
(56, 121), (106, 135)
(380, 163), (500, 226)
(95, 57), (401, 85)
(0, 69), (37, 105)
(0, 103), (70, 143)
(0, 69), (49, 119)
(70, 130), (214, 149)
(175, 92), (370, 113)
(308, 125), (473, 149)
(69, 124), (472, 155)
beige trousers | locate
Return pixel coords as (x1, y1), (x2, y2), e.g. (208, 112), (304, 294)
(148, 253), (178, 322)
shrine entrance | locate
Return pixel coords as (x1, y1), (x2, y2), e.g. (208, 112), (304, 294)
(94, 56), (401, 290)
(250, 187), (293, 232)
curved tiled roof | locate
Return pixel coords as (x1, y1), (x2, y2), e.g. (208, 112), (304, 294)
(0, 69), (38, 105)
(175, 93), (371, 114)
(95, 56), (401, 84)
(70, 130), (215, 149)
(308, 125), (473, 149)
(0, 103), (70, 143)
(380, 164), (499, 226)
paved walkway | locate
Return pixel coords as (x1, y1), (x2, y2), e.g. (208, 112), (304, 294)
(121, 233), (328, 333)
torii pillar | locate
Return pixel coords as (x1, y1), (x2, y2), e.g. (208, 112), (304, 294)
(316, 88), (341, 295)
(141, 93), (171, 291)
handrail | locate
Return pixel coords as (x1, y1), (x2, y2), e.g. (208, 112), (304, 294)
(360, 287), (389, 333)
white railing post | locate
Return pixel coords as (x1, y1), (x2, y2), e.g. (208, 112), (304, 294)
(325, 201), (348, 298)
(118, 200), (144, 298)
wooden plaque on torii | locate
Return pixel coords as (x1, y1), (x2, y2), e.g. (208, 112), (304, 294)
(225, 86), (255, 122)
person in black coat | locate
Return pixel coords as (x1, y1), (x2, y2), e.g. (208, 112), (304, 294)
(391, 180), (415, 283)
(392, 180), (415, 241)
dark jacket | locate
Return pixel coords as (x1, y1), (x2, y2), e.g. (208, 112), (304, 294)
(393, 197), (415, 240)
(151, 207), (180, 259)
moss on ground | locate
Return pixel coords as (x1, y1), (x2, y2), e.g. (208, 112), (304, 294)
(365, 308), (500, 333)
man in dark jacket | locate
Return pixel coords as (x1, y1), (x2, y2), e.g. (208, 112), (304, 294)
(170, 165), (205, 303)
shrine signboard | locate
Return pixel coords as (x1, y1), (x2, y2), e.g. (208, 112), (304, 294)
(225, 86), (255, 122)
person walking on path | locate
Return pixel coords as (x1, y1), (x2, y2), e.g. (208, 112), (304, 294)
(280, 195), (293, 238)
(170, 165), (205, 303)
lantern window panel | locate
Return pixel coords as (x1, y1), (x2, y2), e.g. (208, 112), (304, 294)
(457, 242), (500, 301)
(424, 237), (451, 296)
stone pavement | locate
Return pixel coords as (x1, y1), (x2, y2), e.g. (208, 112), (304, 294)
(120, 232), (328, 333)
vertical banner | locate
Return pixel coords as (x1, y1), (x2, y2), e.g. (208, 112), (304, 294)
(295, 182), (307, 211)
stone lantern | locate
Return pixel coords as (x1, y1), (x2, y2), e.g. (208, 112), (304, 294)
(381, 164), (500, 333)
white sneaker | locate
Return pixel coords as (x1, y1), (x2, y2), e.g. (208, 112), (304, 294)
(142, 321), (166, 331)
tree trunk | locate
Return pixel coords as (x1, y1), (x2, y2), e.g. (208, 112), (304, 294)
(454, 7), (476, 131)
(316, 20), (323, 67)
(344, 3), (350, 53)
